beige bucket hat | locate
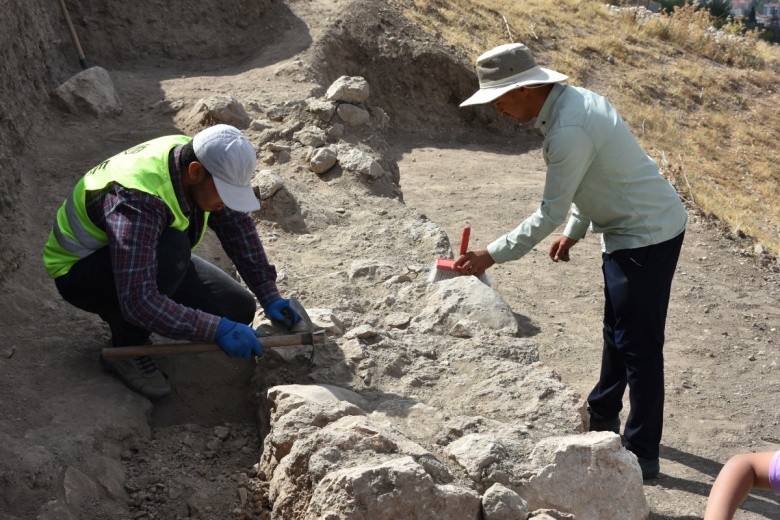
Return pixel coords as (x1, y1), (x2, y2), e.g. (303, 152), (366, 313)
(460, 43), (569, 107)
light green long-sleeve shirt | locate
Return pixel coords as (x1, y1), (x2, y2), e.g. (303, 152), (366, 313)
(487, 83), (688, 263)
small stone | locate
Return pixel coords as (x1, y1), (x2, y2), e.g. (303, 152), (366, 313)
(385, 313), (411, 329)
(228, 438), (248, 451)
(448, 321), (473, 338)
(250, 119), (274, 131)
(214, 426), (230, 440)
(276, 150), (291, 164)
(383, 274), (413, 284)
(344, 325), (377, 339)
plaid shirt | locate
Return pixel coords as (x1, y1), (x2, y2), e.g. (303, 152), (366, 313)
(85, 144), (280, 342)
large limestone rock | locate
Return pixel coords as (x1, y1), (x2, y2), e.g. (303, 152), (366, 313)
(307, 456), (481, 520)
(325, 76), (370, 104)
(338, 146), (385, 179)
(446, 434), (510, 483)
(51, 66), (123, 117)
(294, 125), (327, 147)
(253, 170), (285, 200)
(482, 483), (530, 520)
(336, 103), (370, 125)
(187, 95), (252, 129)
(306, 97), (337, 121)
(413, 276), (519, 335)
(309, 146), (338, 174)
(518, 432), (649, 520)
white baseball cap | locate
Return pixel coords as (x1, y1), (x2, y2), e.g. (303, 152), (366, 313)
(460, 43), (568, 107)
(192, 124), (260, 212)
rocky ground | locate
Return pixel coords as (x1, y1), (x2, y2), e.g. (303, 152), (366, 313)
(2, 0), (780, 519)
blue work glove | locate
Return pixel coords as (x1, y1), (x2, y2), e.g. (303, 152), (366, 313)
(263, 298), (300, 329)
(215, 318), (264, 358)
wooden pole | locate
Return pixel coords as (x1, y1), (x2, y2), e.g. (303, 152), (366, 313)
(57, 0), (89, 69)
(101, 333), (326, 358)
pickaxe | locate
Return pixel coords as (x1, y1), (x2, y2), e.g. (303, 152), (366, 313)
(100, 297), (325, 365)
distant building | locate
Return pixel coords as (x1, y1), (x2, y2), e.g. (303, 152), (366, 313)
(612, 0), (661, 12)
(765, 2), (780, 26)
(731, 0), (751, 16)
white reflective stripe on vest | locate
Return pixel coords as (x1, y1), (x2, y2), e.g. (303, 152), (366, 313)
(55, 191), (106, 257)
(52, 219), (95, 258)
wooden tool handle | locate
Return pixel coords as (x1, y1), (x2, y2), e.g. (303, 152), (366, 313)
(57, 0), (89, 69)
(459, 226), (471, 256)
(101, 333), (325, 358)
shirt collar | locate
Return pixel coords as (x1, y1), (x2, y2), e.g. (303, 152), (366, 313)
(171, 145), (191, 214)
(535, 83), (566, 135)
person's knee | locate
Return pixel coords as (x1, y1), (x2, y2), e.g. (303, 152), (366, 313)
(228, 289), (256, 325)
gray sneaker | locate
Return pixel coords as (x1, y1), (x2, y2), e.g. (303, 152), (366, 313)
(99, 354), (171, 399)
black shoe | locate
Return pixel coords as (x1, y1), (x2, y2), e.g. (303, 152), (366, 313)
(638, 457), (660, 480)
(587, 406), (620, 434)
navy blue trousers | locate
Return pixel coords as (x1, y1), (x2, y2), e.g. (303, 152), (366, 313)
(587, 231), (684, 460)
(55, 228), (255, 347)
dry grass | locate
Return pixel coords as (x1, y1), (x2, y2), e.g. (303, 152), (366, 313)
(401, 0), (780, 256)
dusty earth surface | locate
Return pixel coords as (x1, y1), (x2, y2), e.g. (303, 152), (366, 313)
(2, 0), (780, 519)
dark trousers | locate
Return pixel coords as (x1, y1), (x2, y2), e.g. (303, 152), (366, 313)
(55, 228), (256, 347)
(587, 231), (685, 460)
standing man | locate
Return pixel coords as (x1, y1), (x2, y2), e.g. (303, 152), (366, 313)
(455, 43), (687, 479)
(43, 124), (299, 400)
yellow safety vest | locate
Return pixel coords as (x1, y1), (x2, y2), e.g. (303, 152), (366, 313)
(43, 135), (210, 278)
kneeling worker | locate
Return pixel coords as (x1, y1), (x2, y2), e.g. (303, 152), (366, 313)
(43, 124), (299, 399)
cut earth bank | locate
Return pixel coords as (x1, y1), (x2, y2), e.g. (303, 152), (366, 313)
(2, 0), (780, 519)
